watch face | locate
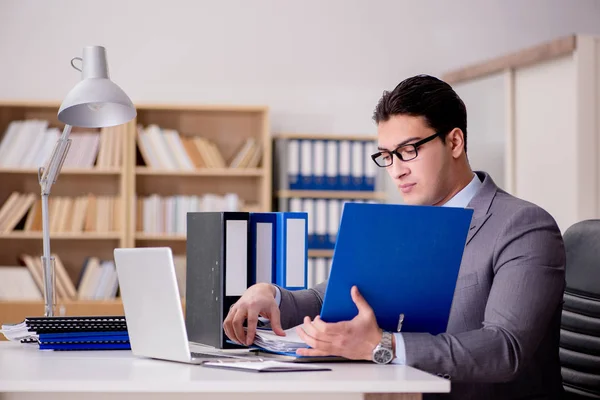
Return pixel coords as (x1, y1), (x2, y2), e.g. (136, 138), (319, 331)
(373, 348), (393, 364)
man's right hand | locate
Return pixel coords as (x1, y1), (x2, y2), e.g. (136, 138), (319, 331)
(223, 283), (286, 346)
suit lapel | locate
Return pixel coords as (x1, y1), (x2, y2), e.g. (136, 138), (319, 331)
(464, 171), (499, 245)
(466, 212), (492, 245)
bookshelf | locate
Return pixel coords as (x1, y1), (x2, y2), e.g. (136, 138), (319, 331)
(273, 133), (386, 284)
(0, 101), (271, 329)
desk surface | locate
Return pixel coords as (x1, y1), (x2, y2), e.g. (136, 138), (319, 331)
(0, 342), (449, 394)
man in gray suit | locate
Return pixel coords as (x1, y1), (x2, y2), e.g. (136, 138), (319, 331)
(223, 75), (566, 399)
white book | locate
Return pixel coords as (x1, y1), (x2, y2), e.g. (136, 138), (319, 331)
(313, 140), (325, 187)
(339, 140), (351, 181)
(326, 140), (338, 183)
(351, 141), (364, 188)
(327, 199), (341, 245)
(164, 129), (194, 170)
(0, 121), (22, 166)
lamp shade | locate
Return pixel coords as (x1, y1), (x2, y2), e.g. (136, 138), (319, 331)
(58, 46), (136, 128)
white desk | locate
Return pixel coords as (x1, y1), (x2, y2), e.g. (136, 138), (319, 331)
(0, 342), (449, 400)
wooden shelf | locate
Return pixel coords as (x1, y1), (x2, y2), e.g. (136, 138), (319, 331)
(275, 133), (377, 141)
(0, 101), (271, 324)
(135, 167), (264, 177)
(0, 300), (126, 329)
(308, 249), (334, 258)
(0, 232), (121, 240)
(277, 190), (386, 200)
(136, 234), (186, 241)
(0, 167), (121, 175)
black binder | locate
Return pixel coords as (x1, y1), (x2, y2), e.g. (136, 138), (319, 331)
(186, 212), (251, 349)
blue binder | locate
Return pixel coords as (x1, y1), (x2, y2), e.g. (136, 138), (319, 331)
(274, 212), (309, 290)
(319, 202), (473, 335)
(250, 213), (278, 285)
(250, 212), (308, 290)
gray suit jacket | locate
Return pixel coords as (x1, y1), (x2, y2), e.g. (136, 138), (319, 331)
(277, 171), (566, 400)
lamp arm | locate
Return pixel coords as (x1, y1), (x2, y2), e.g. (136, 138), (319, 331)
(38, 124), (73, 317)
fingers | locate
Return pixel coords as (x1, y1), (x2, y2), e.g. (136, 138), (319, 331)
(245, 310), (259, 346)
(298, 316), (335, 344)
(268, 304), (285, 336)
(351, 285), (373, 315)
(232, 307), (248, 345)
(296, 322), (333, 354)
(296, 347), (331, 357)
(223, 306), (237, 344)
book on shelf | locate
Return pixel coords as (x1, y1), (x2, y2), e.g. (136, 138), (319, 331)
(0, 119), (123, 170)
(0, 252), (122, 302)
(136, 124), (262, 170)
(276, 137), (378, 192)
(0, 192), (122, 234)
(288, 197), (378, 250)
(136, 193), (257, 236)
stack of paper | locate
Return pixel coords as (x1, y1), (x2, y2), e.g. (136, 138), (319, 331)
(249, 326), (309, 354)
(1, 321), (38, 342)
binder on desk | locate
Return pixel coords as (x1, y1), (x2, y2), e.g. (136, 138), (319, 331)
(1, 315), (130, 350)
(319, 203), (473, 335)
(186, 212), (251, 349)
(249, 212), (308, 290)
(250, 212), (277, 285)
(273, 212), (308, 291)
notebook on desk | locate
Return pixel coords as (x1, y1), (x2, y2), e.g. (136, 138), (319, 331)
(320, 202), (473, 335)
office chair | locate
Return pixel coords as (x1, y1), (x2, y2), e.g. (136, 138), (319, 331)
(559, 220), (600, 399)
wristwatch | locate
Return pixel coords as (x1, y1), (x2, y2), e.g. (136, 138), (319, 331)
(372, 331), (394, 364)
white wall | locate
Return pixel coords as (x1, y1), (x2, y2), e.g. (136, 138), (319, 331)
(453, 73), (507, 190)
(1, 0), (600, 203)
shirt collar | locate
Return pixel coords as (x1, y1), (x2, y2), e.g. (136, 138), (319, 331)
(442, 173), (482, 208)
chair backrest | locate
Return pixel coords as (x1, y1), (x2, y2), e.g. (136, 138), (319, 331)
(559, 219), (600, 399)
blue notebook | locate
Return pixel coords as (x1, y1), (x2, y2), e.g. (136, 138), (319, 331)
(319, 202), (473, 335)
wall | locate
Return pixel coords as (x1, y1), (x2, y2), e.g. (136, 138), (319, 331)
(1, 0), (600, 203)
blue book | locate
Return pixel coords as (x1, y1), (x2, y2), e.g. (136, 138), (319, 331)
(38, 331), (129, 342)
(39, 343), (131, 350)
(319, 203), (473, 335)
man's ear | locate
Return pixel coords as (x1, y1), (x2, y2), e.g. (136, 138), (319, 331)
(446, 128), (465, 159)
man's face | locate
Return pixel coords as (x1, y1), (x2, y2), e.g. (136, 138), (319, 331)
(376, 114), (452, 205)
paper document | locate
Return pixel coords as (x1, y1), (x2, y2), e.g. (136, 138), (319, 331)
(202, 360), (331, 373)
(247, 325), (309, 354)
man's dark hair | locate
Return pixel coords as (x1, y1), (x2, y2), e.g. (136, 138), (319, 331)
(372, 74), (468, 153)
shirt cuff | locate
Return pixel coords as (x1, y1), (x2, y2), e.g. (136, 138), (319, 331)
(274, 285), (282, 306)
(391, 333), (407, 365)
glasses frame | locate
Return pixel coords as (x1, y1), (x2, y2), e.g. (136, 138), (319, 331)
(370, 131), (443, 167)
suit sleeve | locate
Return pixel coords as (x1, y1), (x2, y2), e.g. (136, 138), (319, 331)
(401, 206), (566, 382)
(275, 281), (327, 330)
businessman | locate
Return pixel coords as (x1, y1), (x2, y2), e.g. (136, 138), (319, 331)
(223, 75), (566, 399)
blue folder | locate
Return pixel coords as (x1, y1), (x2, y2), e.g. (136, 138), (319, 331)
(319, 202), (473, 335)
(249, 212), (308, 290)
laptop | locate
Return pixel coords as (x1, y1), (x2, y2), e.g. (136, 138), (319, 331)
(113, 247), (255, 364)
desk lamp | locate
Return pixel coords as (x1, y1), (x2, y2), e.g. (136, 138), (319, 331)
(40, 45), (136, 317)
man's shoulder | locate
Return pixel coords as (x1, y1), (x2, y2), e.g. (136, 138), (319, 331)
(488, 188), (562, 239)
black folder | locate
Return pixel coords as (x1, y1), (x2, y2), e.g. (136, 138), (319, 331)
(186, 212), (252, 349)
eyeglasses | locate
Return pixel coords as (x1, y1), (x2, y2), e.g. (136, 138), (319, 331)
(371, 131), (442, 167)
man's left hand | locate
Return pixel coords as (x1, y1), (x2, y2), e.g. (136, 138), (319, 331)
(295, 285), (384, 361)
